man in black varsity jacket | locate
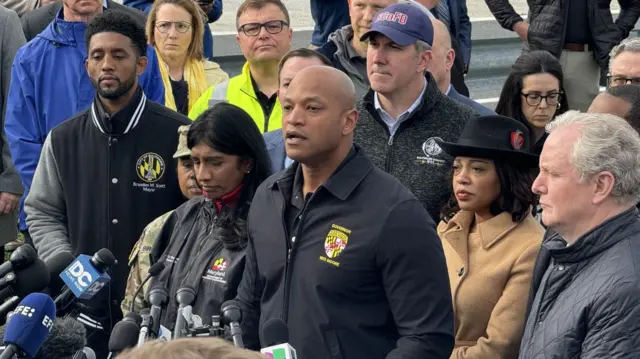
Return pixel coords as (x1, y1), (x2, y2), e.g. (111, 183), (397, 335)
(24, 12), (188, 358)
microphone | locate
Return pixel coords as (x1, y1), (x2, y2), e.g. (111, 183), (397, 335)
(0, 316), (87, 359)
(0, 258), (51, 319)
(221, 301), (244, 348)
(147, 285), (168, 339)
(0, 293), (56, 359)
(0, 245), (37, 284)
(172, 286), (195, 340)
(108, 312), (141, 357)
(136, 308), (151, 347)
(260, 319), (297, 359)
(182, 305), (194, 329)
(128, 261), (165, 313)
(73, 347), (96, 359)
(58, 249), (116, 302)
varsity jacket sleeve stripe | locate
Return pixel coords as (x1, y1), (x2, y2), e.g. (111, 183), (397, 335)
(24, 134), (71, 262)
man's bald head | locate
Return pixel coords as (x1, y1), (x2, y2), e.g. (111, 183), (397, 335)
(431, 19), (451, 50)
(281, 65), (359, 167)
(426, 19), (455, 93)
(287, 65), (357, 111)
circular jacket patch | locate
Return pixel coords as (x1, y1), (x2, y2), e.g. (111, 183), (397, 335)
(136, 152), (166, 183)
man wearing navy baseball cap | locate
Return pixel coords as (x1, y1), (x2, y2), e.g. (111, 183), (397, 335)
(360, 2), (434, 46)
(354, 1), (478, 224)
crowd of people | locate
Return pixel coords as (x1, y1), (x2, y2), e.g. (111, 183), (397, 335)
(0, 0), (640, 358)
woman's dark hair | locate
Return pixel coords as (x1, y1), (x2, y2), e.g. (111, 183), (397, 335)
(187, 103), (273, 249)
(495, 51), (569, 144)
(440, 161), (538, 223)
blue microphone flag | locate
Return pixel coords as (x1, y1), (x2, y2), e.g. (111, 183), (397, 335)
(3, 293), (56, 357)
(60, 254), (110, 300)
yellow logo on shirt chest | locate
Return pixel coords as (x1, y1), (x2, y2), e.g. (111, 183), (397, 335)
(320, 224), (351, 267)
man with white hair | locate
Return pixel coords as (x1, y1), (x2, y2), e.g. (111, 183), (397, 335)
(607, 37), (640, 88)
(519, 110), (640, 358)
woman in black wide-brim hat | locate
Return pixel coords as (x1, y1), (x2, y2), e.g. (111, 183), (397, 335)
(436, 115), (544, 359)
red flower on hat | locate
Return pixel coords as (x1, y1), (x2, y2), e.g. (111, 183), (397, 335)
(510, 130), (524, 150)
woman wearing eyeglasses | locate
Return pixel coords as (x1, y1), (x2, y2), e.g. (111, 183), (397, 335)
(495, 51), (569, 154)
(146, 0), (229, 116)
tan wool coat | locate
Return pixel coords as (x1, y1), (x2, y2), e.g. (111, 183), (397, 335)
(437, 211), (544, 359)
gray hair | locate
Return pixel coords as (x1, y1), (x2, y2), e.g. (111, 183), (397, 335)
(415, 39), (432, 53)
(609, 37), (640, 73)
(547, 110), (640, 204)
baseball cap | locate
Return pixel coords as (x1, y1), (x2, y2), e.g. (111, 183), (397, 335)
(360, 2), (434, 47)
(173, 125), (191, 158)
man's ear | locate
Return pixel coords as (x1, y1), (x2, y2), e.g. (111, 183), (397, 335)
(136, 56), (148, 76)
(418, 50), (433, 73)
(343, 109), (359, 136)
(592, 171), (616, 205)
(445, 48), (455, 72)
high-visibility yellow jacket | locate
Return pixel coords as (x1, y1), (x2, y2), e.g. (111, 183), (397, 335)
(188, 62), (282, 133)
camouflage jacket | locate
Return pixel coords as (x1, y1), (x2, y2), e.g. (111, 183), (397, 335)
(121, 210), (174, 315)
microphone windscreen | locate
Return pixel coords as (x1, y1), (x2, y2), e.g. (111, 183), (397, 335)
(124, 312), (142, 326)
(108, 320), (140, 352)
(3, 293), (56, 357)
(37, 316), (86, 359)
(262, 318), (289, 346)
(8, 244), (37, 270)
(13, 259), (51, 297)
(148, 261), (165, 276)
(44, 252), (75, 294)
(94, 249), (117, 268)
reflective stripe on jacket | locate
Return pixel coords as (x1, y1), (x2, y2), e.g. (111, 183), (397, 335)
(188, 62), (282, 133)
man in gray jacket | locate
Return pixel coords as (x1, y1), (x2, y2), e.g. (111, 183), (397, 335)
(355, 2), (476, 221)
(0, 6), (24, 252)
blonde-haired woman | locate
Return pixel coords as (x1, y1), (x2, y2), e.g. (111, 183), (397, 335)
(146, 0), (228, 115)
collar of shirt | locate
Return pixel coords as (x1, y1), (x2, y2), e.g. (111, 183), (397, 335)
(284, 156), (295, 169)
(346, 31), (365, 61)
(445, 83), (452, 96)
(250, 74), (278, 119)
(290, 146), (358, 209)
(374, 77), (428, 136)
(91, 86), (147, 135)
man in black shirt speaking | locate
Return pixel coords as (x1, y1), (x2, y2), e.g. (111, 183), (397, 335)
(236, 65), (454, 359)
(25, 11), (189, 358)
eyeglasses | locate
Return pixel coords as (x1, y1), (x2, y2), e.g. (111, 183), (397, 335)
(521, 92), (562, 106)
(238, 20), (288, 37)
(607, 75), (640, 87)
(155, 21), (192, 34)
